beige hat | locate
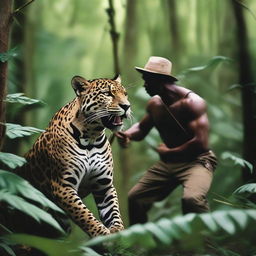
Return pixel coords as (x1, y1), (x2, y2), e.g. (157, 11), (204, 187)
(135, 56), (177, 81)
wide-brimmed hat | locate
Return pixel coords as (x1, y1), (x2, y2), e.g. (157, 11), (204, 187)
(135, 56), (177, 81)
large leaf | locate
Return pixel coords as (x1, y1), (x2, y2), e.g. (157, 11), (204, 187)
(0, 190), (64, 234)
(177, 56), (232, 78)
(4, 123), (44, 139)
(0, 153), (26, 169)
(0, 170), (63, 213)
(5, 234), (89, 256)
(86, 209), (256, 250)
(221, 152), (253, 172)
(5, 93), (44, 105)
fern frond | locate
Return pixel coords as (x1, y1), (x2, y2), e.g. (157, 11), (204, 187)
(233, 183), (256, 195)
(86, 209), (256, 250)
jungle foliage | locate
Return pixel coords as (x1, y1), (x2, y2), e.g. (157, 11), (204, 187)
(0, 0), (256, 255)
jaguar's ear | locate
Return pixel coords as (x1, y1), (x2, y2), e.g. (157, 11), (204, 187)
(113, 74), (121, 83)
(71, 76), (89, 96)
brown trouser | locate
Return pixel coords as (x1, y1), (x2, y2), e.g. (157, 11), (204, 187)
(128, 150), (217, 225)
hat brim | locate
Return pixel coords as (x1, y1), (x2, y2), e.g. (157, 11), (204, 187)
(135, 67), (178, 81)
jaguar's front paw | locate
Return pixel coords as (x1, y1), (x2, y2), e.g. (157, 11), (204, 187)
(109, 224), (124, 234)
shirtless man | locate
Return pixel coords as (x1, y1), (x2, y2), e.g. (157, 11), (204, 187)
(116, 56), (217, 225)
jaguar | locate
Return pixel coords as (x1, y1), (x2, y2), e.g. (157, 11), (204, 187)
(16, 75), (130, 237)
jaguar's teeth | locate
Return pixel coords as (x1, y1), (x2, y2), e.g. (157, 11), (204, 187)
(112, 116), (122, 125)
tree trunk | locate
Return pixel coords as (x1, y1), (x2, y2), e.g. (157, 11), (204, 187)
(120, 0), (137, 191)
(106, 0), (120, 75)
(166, 0), (181, 65)
(0, 0), (13, 150)
(3, 1), (37, 156)
(106, 0), (131, 226)
(231, 0), (256, 181)
(122, 0), (138, 84)
(3, 0), (27, 155)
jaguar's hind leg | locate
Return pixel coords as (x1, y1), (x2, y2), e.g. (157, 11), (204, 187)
(51, 180), (110, 237)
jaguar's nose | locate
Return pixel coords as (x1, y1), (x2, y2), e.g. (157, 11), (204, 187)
(119, 104), (130, 112)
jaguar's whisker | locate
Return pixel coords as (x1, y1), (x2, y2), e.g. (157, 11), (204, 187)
(87, 112), (110, 123)
(86, 110), (108, 122)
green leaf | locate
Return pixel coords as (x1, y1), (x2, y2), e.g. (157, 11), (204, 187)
(212, 211), (236, 234)
(6, 234), (81, 256)
(178, 56), (232, 78)
(227, 83), (242, 91)
(0, 48), (18, 63)
(118, 224), (154, 248)
(81, 247), (102, 256)
(233, 183), (256, 195)
(0, 153), (26, 169)
(144, 222), (171, 245)
(200, 213), (218, 232)
(0, 170), (64, 213)
(127, 224), (156, 248)
(228, 210), (248, 229)
(0, 242), (16, 256)
(0, 190), (64, 234)
(221, 152), (253, 172)
(0, 223), (13, 234)
(85, 209), (256, 250)
(157, 218), (181, 239)
(172, 214), (194, 234)
(4, 123), (44, 139)
(246, 209), (256, 221)
(5, 93), (45, 105)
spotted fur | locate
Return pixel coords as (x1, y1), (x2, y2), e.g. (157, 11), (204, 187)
(17, 75), (130, 237)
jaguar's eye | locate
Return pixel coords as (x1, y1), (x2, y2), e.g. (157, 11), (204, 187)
(103, 91), (113, 97)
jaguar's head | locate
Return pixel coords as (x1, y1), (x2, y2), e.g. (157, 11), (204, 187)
(72, 75), (131, 131)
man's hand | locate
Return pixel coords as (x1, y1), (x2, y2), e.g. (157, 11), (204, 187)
(115, 131), (131, 148)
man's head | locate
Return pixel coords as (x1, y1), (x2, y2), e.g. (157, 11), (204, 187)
(135, 56), (177, 96)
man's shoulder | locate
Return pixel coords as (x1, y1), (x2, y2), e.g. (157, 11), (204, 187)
(147, 96), (162, 109)
(184, 92), (205, 106)
(181, 93), (207, 117)
(146, 95), (162, 113)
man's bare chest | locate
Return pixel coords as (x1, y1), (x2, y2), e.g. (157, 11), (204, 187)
(151, 103), (186, 130)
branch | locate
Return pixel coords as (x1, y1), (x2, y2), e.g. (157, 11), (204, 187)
(12, 0), (35, 16)
(106, 0), (120, 75)
(234, 0), (256, 20)
(106, 0), (121, 145)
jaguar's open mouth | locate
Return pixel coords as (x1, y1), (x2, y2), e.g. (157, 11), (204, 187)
(101, 115), (123, 130)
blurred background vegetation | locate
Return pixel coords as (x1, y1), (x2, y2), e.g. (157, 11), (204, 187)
(1, 0), (256, 255)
